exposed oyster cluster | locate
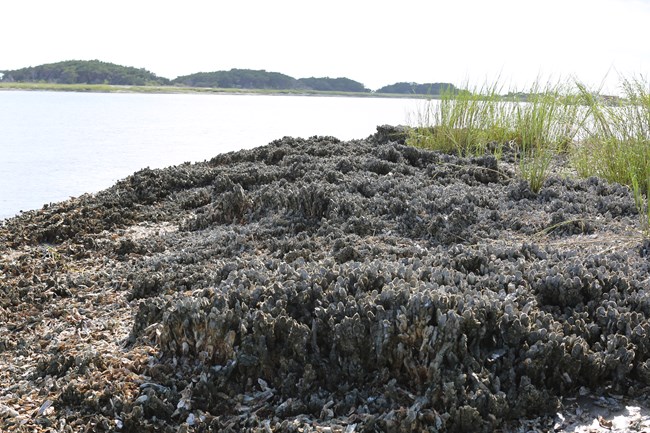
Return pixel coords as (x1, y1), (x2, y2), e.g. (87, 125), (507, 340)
(1, 125), (649, 432)
(148, 238), (649, 431)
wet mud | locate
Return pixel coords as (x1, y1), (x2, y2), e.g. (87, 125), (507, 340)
(1, 126), (649, 432)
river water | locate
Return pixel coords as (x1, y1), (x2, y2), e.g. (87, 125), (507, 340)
(0, 91), (420, 220)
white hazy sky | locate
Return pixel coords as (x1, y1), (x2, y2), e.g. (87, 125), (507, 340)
(2, 0), (649, 93)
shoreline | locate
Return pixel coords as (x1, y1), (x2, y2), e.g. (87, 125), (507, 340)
(0, 82), (439, 99)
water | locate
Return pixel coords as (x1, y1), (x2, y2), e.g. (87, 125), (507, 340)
(0, 91), (419, 220)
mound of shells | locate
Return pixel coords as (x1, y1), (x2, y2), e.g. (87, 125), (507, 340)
(1, 125), (649, 432)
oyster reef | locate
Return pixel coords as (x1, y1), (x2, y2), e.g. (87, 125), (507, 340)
(1, 126), (649, 432)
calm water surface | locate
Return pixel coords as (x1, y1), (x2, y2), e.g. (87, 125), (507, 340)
(0, 91), (419, 220)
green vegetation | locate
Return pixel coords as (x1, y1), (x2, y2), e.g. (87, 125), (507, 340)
(1, 60), (458, 96)
(513, 83), (587, 193)
(572, 78), (650, 193)
(297, 77), (369, 93)
(172, 69), (299, 89)
(407, 80), (586, 164)
(408, 80), (586, 191)
(407, 76), (650, 235)
(0, 60), (452, 95)
(172, 69), (371, 92)
(376, 82), (457, 95)
(407, 83), (512, 156)
(0, 60), (169, 86)
(572, 78), (650, 233)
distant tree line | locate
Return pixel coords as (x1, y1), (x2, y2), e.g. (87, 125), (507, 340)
(375, 82), (458, 95)
(0, 60), (169, 86)
(0, 60), (457, 95)
(172, 69), (299, 90)
(297, 77), (368, 93)
(171, 69), (370, 93)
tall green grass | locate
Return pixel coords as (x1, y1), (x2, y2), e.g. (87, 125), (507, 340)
(408, 75), (650, 235)
(572, 78), (650, 191)
(407, 80), (586, 192)
(407, 83), (514, 157)
(513, 83), (587, 192)
(572, 77), (650, 233)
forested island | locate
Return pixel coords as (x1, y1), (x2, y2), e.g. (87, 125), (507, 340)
(0, 60), (456, 96)
(0, 60), (170, 86)
(171, 69), (371, 93)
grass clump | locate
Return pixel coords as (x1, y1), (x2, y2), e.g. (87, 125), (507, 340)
(513, 82), (587, 192)
(405, 74), (650, 236)
(408, 80), (586, 192)
(407, 83), (513, 157)
(573, 77), (650, 234)
(573, 78), (650, 192)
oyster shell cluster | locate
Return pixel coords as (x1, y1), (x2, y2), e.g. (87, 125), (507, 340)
(1, 125), (649, 432)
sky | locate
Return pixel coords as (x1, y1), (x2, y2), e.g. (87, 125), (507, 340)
(2, 0), (649, 93)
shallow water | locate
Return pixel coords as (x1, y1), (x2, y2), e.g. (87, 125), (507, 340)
(0, 91), (419, 220)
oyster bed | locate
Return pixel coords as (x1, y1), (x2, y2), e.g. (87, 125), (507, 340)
(1, 126), (650, 432)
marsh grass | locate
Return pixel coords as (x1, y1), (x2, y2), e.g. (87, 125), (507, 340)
(573, 79), (650, 191)
(407, 83), (515, 157)
(408, 74), (650, 236)
(408, 80), (586, 192)
(572, 77), (650, 234)
(513, 83), (588, 192)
